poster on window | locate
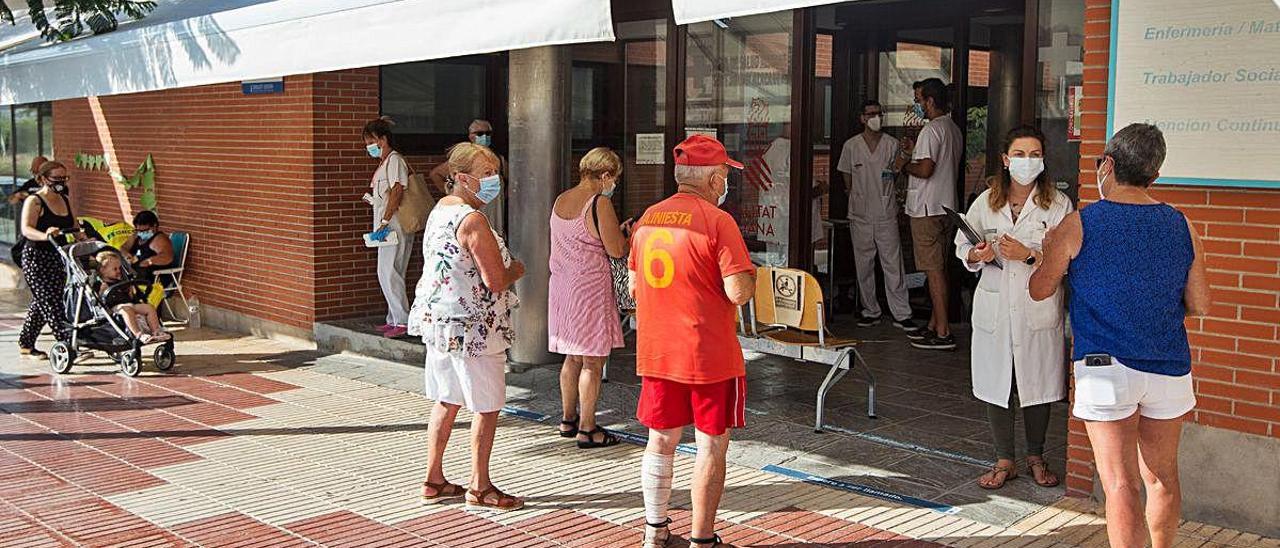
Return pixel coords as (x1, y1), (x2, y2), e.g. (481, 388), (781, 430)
(1067, 85), (1083, 141)
(685, 127), (718, 140)
(771, 269), (804, 326)
(1109, 0), (1280, 188)
(635, 133), (665, 165)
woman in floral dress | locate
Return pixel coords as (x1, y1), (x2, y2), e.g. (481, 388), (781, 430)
(407, 142), (526, 512)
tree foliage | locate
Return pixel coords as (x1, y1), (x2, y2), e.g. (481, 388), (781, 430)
(1, 1), (155, 42)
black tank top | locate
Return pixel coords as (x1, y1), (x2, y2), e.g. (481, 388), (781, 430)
(129, 231), (175, 271)
(31, 194), (75, 249)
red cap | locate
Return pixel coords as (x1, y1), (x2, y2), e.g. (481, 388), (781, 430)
(673, 134), (744, 169)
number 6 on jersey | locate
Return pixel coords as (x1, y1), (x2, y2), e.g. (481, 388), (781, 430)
(642, 229), (675, 289)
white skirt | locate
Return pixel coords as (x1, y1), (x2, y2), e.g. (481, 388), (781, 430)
(424, 346), (507, 413)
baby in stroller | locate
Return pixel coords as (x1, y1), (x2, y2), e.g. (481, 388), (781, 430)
(93, 251), (171, 344)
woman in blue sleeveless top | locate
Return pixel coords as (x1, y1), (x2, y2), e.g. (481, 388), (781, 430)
(1030, 124), (1210, 548)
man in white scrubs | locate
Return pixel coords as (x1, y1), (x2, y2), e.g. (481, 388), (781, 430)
(837, 100), (919, 334)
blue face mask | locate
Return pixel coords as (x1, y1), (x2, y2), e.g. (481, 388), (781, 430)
(912, 103), (925, 119)
(467, 174), (502, 204)
(366, 143), (381, 158)
(602, 180), (617, 198)
(136, 230), (155, 240)
(474, 134), (492, 148)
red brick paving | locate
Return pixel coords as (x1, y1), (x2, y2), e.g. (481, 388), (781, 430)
(397, 509), (556, 548)
(286, 511), (432, 547)
(201, 373), (299, 395)
(511, 509), (637, 547)
(173, 513), (311, 547)
(0, 367), (961, 547)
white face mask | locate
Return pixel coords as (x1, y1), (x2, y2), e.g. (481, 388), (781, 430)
(1008, 157), (1044, 186)
(715, 174), (729, 206)
(866, 115), (882, 132)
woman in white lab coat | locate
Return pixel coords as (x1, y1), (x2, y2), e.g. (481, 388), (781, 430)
(956, 126), (1071, 490)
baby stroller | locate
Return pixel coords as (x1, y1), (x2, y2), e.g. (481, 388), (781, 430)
(48, 240), (176, 377)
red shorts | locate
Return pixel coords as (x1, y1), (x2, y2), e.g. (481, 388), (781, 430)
(637, 376), (746, 436)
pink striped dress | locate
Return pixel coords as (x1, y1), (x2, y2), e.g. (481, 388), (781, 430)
(547, 196), (624, 357)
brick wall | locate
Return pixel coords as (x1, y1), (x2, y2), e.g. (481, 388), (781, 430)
(309, 69), (388, 323)
(55, 68), (407, 331)
(1067, 0), (1280, 497)
(54, 77), (320, 330)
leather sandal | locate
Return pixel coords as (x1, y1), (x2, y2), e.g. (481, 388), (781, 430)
(1026, 457), (1060, 488)
(576, 426), (619, 449)
(465, 485), (524, 512)
(420, 480), (465, 504)
(558, 416), (579, 438)
(978, 463), (1018, 490)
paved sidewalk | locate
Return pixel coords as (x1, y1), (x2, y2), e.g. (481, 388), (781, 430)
(1, 318), (1276, 546)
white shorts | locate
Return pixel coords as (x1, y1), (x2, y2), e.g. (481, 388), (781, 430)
(1072, 359), (1195, 422)
(424, 347), (507, 413)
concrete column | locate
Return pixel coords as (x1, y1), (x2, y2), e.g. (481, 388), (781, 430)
(506, 46), (570, 366)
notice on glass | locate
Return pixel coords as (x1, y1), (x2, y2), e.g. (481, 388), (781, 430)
(771, 269), (803, 327)
(635, 133), (665, 165)
(1068, 85), (1082, 141)
(685, 127), (718, 140)
(1110, 0), (1280, 187)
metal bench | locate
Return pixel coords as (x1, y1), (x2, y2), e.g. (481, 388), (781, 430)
(738, 265), (877, 432)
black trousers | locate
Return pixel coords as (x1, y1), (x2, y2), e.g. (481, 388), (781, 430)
(19, 244), (70, 349)
(986, 367), (1052, 460)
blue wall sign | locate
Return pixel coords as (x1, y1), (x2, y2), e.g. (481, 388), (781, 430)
(242, 78), (285, 95)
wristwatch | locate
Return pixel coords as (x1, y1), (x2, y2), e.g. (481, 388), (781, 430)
(1024, 252), (1037, 266)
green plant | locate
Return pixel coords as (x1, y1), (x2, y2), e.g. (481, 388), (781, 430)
(74, 152), (108, 170)
(1, 1), (155, 43)
(965, 105), (988, 159)
(115, 154), (157, 210)
(74, 152), (157, 210)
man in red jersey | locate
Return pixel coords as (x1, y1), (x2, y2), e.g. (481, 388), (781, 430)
(629, 134), (755, 548)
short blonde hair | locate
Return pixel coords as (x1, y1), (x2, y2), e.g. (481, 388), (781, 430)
(447, 142), (500, 180)
(579, 147), (621, 180)
(94, 251), (121, 270)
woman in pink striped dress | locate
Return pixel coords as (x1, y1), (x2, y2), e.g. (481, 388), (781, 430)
(548, 147), (632, 449)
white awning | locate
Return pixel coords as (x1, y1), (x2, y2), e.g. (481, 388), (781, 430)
(671, 0), (845, 24)
(0, 0), (615, 105)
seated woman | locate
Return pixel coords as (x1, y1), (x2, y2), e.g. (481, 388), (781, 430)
(95, 252), (170, 344)
(122, 210), (175, 282)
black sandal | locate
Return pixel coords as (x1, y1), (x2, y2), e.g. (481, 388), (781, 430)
(690, 534), (729, 547)
(643, 517), (673, 548)
(576, 426), (619, 449)
(558, 416), (579, 438)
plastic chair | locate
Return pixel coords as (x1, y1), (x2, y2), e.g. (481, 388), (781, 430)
(153, 232), (190, 324)
(741, 265), (878, 432)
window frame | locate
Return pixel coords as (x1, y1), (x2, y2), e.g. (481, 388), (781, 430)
(378, 53), (509, 155)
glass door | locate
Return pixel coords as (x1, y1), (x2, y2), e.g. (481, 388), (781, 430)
(620, 19), (670, 222)
(570, 20), (670, 221)
(685, 12), (795, 266)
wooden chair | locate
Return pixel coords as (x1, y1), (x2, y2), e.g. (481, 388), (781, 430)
(739, 266), (877, 432)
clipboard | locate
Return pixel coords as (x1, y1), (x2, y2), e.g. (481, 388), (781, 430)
(942, 205), (1002, 270)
